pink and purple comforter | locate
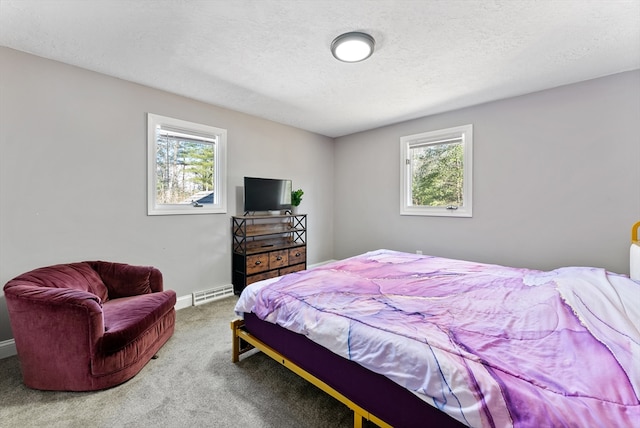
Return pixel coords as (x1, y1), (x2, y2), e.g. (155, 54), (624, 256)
(235, 249), (640, 427)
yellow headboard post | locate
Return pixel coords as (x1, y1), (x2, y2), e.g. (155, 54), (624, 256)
(631, 222), (640, 281)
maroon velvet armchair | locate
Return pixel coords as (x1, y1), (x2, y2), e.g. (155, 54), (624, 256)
(3, 261), (176, 391)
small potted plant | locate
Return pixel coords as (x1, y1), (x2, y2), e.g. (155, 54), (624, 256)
(291, 188), (304, 214)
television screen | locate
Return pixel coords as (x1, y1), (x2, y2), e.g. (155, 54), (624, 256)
(243, 177), (292, 212)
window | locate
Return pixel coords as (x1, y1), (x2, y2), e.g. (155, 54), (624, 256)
(400, 124), (472, 217)
(147, 113), (227, 215)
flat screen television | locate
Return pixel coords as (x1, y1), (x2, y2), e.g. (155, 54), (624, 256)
(243, 177), (292, 213)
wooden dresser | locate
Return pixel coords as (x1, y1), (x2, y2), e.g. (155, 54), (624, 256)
(232, 214), (306, 294)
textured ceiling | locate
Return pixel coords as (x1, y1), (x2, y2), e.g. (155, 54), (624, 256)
(1, 0), (639, 137)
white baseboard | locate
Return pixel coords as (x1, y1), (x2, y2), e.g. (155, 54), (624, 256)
(309, 259), (336, 269)
(176, 263), (334, 309)
(0, 339), (16, 359)
(175, 294), (193, 310)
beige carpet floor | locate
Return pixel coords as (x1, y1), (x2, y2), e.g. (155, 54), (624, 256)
(0, 296), (376, 427)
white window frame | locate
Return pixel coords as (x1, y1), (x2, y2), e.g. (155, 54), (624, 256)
(147, 113), (227, 215)
(400, 124), (473, 217)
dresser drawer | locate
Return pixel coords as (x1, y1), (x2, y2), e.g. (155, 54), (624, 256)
(280, 263), (305, 275)
(288, 247), (306, 265)
(247, 270), (279, 285)
(269, 250), (288, 269)
(246, 253), (269, 275)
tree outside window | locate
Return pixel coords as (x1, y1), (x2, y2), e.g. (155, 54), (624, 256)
(410, 140), (463, 207)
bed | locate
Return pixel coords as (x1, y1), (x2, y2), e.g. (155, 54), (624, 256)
(232, 228), (640, 427)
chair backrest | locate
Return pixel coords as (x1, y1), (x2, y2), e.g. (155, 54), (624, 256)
(86, 261), (162, 298)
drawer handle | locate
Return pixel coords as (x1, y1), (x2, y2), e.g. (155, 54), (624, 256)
(295, 252), (301, 257)
(276, 256), (282, 261)
(255, 260), (261, 265)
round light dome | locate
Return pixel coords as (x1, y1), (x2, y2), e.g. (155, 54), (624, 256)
(331, 32), (375, 63)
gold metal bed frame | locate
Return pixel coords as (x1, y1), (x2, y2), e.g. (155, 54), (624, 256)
(231, 319), (392, 428)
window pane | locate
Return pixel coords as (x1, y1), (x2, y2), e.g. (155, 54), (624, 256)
(410, 140), (463, 208)
(400, 124), (472, 217)
(147, 113), (227, 215)
(155, 131), (216, 204)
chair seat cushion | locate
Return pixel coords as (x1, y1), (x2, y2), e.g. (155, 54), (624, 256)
(100, 291), (176, 354)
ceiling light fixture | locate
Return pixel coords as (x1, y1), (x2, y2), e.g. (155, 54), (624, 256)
(331, 32), (375, 63)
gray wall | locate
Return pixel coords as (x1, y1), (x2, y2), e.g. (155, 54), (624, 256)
(1, 46), (638, 344)
(334, 70), (640, 274)
(0, 47), (335, 341)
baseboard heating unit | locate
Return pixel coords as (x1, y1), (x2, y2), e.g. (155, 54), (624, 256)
(192, 285), (234, 306)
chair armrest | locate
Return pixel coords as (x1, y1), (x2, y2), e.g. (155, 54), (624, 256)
(5, 283), (103, 308)
(4, 283), (105, 356)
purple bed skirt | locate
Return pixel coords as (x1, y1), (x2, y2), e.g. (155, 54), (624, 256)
(244, 312), (465, 428)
